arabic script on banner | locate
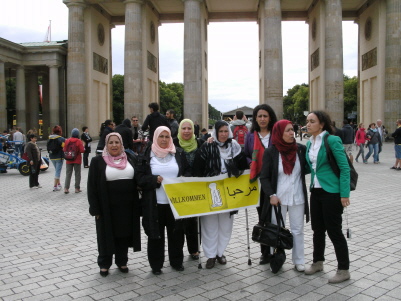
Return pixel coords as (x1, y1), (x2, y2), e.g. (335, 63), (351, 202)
(162, 170), (260, 219)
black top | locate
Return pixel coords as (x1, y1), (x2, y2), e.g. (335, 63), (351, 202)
(141, 112), (170, 141)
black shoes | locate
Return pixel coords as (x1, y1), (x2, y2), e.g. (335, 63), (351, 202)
(191, 253), (199, 260)
(152, 269), (162, 275)
(172, 264), (185, 271)
(118, 266), (129, 273)
(216, 255), (227, 265)
(100, 269), (109, 277)
(206, 258), (216, 269)
(259, 254), (271, 265)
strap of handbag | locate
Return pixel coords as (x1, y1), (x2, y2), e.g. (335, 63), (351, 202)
(272, 205), (286, 247)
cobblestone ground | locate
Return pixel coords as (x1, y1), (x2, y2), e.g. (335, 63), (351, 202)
(1, 139), (400, 301)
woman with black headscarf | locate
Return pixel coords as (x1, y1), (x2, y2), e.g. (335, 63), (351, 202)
(193, 120), (248, 269)
(260, 120), (309, 273)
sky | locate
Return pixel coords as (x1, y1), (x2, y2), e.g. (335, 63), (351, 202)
(0, 0), (358, 113)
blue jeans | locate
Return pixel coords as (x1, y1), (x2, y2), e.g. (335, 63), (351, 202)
(51, 159), (64, 179)
(365, 143), (379, 163)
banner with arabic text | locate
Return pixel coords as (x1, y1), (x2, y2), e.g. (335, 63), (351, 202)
(162, 170), (260, 219)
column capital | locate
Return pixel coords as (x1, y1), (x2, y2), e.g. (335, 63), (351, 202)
(47, 64), (61, 69)
(123, 0), (144, 5)
(63, 0), (87, 8)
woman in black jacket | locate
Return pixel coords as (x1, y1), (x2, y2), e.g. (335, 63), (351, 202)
(260, 120), (309, 273)
(193, 120), (248, 269)
(172, 118), (204, 260)
(96, 120), (114, 155)
(87, 132), (151, 277)
(136, 126), (191, 275)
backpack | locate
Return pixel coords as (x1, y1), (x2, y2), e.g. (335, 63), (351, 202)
(233, 125), (248, 145)
(47, 137), (62, 154)
(323, 134), (358, 191)
(64, 140), (78, 161)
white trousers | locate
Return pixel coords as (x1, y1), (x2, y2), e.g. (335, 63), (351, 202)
(201, 213), (234, 259)
(271, 204), (305, 265)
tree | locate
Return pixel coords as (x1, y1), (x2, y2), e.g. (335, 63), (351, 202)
(283, 83), (309, 124)
(112, 74), (124, 124)
(343, 75), (358, 118)
(159, 81), (183, 119)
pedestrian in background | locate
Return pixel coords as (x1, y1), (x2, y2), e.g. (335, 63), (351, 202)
(25, 134), (41, 189)
(96, 120), (114, 155)
(390, 119), (401, 170)
(81, 126), (92, 168)
(63, 128), (85, 194)
(354, 123), (366, 163)
(48, 125), (65, 191)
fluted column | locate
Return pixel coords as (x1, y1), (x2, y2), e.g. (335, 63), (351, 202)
(325, 0), (344, 125)
(49, 65), (60, 127)
(0, 61), (6, 130)
(42, 73), (50, 138)
(385, 0), (401, 130)
(64, 0), (86, 134)
(16, 66), (26, 131)
(262, 0), (283, 118)
(183, 0), (203, 123)
(27, 71), (39, 132)
(124, 0), (144, 120)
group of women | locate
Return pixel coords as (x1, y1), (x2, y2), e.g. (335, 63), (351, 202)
(87, 107), (351, 284)
(355, 122), (381, 164)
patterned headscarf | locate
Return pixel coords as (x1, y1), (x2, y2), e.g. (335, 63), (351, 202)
(178, 119), (198, 153)
(151, 126), (176, 158)
(102, 132), (127, 169)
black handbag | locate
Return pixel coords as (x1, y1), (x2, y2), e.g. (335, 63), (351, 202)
(252, 204), (293, 250)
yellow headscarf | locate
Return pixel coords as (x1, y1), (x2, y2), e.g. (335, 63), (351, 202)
(178, 119), (198, 153)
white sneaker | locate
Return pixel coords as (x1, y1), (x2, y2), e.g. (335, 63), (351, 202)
(295, 264), (305, 272)
(53, 187), (58, 192)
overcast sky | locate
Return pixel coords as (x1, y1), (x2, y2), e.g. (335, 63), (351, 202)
(0, 0), (358, 113)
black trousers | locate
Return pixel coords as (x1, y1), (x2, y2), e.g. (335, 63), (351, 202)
(184, 217), (199, 254)
(97, 237), (129, 269)
(83, 152), (89, 167)
(310, 188), (349, 270)
(147, 204), (184, 270)
(29, 162), (41, 188)
(257, 191), (270, 257)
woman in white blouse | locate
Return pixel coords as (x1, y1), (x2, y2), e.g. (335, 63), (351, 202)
(260, 120), (309, 272)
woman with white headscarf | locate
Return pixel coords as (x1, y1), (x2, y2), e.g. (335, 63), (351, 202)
(136, 126), (191, 275)
(193, 120), (248, 269)
(87, 132), (149, 277)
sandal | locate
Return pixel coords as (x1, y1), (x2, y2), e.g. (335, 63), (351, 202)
(191, 253), (200, 260)
(64, 189), (69, 194)
(75, 189), (82, 193)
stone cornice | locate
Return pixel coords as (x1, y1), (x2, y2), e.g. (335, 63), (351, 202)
(63, 0), (87, 8)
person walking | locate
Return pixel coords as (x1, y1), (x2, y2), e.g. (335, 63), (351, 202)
(25, 134), (42, 189)
(244, 104), (277, 265)
(364, 123), (380, 164)
(48, 125), (65, 191)
(81, 126), (92, 168)
(260, 120), (309, 272)
(341, 120), (355, 163)
(304, 110), (351, 284)
(193, 120), (248, 269)
(141, 102), (170, 141)
(354, 123), (366, 163)
(63, 128), (85, 194)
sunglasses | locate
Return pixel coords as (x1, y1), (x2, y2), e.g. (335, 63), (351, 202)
(132, 120), (138, 122)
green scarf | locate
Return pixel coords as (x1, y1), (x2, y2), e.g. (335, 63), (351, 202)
(178, 119), (198, 153)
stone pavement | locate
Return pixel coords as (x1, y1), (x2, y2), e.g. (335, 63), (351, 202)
(1, 139), (401, 301)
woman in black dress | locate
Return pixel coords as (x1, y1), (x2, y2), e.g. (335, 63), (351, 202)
(87, 132), (150, 277)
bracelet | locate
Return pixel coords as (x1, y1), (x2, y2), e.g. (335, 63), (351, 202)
(269, 194), (276, 198)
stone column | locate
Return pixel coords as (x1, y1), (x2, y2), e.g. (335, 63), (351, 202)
(27, 71), (39, 132)
(385, 0), (401, 130)
(183, 0), (203, 123)
(49, 65), (60, 127)
(42, 73), (50, 138)
(64, 0), (86, 134)
(16, 66), (26, 131)
(262, 0), (283, 118)
(0, 61), (6, 130)
(325, 0), (344, 125)
(124, 0), (144, 120)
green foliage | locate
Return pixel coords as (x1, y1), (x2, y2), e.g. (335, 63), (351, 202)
(208, 104), (221, 122)
(159, 81), (183, 119)
(283, 84), (309, 124)
(112, 74), (124, 124)
(343, 75), (358, 116)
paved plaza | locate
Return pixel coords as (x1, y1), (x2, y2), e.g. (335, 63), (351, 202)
(1, 138), (401, 301)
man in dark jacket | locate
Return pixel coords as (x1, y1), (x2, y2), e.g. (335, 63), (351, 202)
(141, 102), (170, 141)
(341, 120), (355, 163)
(115, 119), (134, 154)
(166, 109), (179, 139)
